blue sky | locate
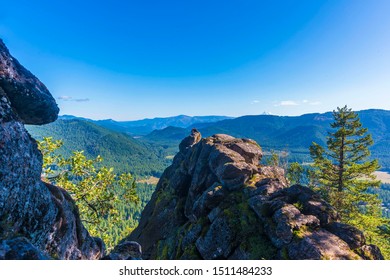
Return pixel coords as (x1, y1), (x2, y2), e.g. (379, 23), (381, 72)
(1, 0), (389, 120)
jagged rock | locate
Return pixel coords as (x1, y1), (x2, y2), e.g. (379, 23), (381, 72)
(196, 214), (234, 259)
(0, 237), (49, 260)
(258, 166), (288, 186)
(192, 183), (226, 219)
(271, 184), (340, 226)
(265, 204), (320, 248)
(43, 183), (104, 259)
(179, 128), (201, 153)
(102, 241), (142, 260)
(126, 132), (384, 260)
(326, 222), (365, 250)
(360, 245), (384, 260)
(287, 229), (361, 260)
(0, 39), (59, 124)
(0, 40), (104, 259)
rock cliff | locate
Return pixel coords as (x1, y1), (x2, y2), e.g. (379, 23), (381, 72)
(0, 39), (103, 259)
(128, 132), (383, 260)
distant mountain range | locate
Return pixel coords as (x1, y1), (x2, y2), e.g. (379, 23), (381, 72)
(30, 110), (390, 175)
(142, 109), (390, 170)
(60, 114), (233, 136)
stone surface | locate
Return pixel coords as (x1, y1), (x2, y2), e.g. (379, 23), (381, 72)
(326, 222), (366, 250)
(0, 39), (59, 125)
(0, 39), (105, 259)
(196, 215), (234, 259)
(287, 229), (361, 260)
(360, 245), (384, 260)
(126, 131), (383, 260)
(0, 237), (49, 260)
(102, 241), (142, 260)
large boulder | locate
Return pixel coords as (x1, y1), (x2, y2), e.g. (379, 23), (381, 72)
(126, 132), (384, 260)
(0, 39), (104, 259)
(0, 39), (59, 125)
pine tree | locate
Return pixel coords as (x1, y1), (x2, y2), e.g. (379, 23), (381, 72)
(287, 162), (305, 185)
(309, 105), (381, 221)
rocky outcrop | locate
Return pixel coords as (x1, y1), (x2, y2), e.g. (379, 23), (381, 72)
(0, 237), (49, 260)
(0, 40), (59, 125)
(128, 132), (383, 260)
(102, 241), (142, 260)
(0, 39), (104, 259)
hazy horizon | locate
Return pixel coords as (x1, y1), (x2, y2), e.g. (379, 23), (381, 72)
(60, 107), (389, 122)
(1, 0), (390, 120)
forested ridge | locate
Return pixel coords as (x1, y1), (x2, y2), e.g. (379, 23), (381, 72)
(27, 119), (171, 177)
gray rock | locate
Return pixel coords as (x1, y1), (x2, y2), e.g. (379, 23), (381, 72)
(103, 241), (142, 260)
(271, 185), (339, 226)
(0, 237), (50, 260)
(192, 183), (225, 219)
(251, 178), (286, 196)
(360, 244), (384, 260)
(0, 40), (104, 259)
(326, 222), (365, 250)
(266, 205), (320, 248)
(181, 223), (202, 251)
(208, 207), (222, 223)
(196, 215), (234, 259)
(0, 39), (59, 124)
(179, 128), (201, 153)
(226, 139), (262, 165)
(287, 229), (361, 260)
(258, 166), (288, 187)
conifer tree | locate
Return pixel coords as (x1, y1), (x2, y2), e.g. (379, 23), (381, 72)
(287, 162), (305, 185)
(309, 105), (381, 221)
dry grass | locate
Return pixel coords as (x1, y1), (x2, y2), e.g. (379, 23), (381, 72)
(137, 176), (160, 185)
(374, 171), (390, 184)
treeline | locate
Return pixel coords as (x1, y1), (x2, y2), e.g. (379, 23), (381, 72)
(368, 184), (390, 218)
(27, 119), (171, 177)
(99, 182), (156, 248)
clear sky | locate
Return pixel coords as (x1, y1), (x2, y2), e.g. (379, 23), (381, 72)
(1, 0), (389, 120)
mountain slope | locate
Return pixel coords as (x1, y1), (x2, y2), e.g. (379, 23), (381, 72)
(26, 119), (170, 176)
(142, 110), (390, 169)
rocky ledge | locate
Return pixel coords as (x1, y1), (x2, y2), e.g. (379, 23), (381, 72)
(127, 132), (383, 260)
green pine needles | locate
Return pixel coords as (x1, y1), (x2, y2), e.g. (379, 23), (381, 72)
(310, 105), (381, 219)
(310, 105), (389, 258)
